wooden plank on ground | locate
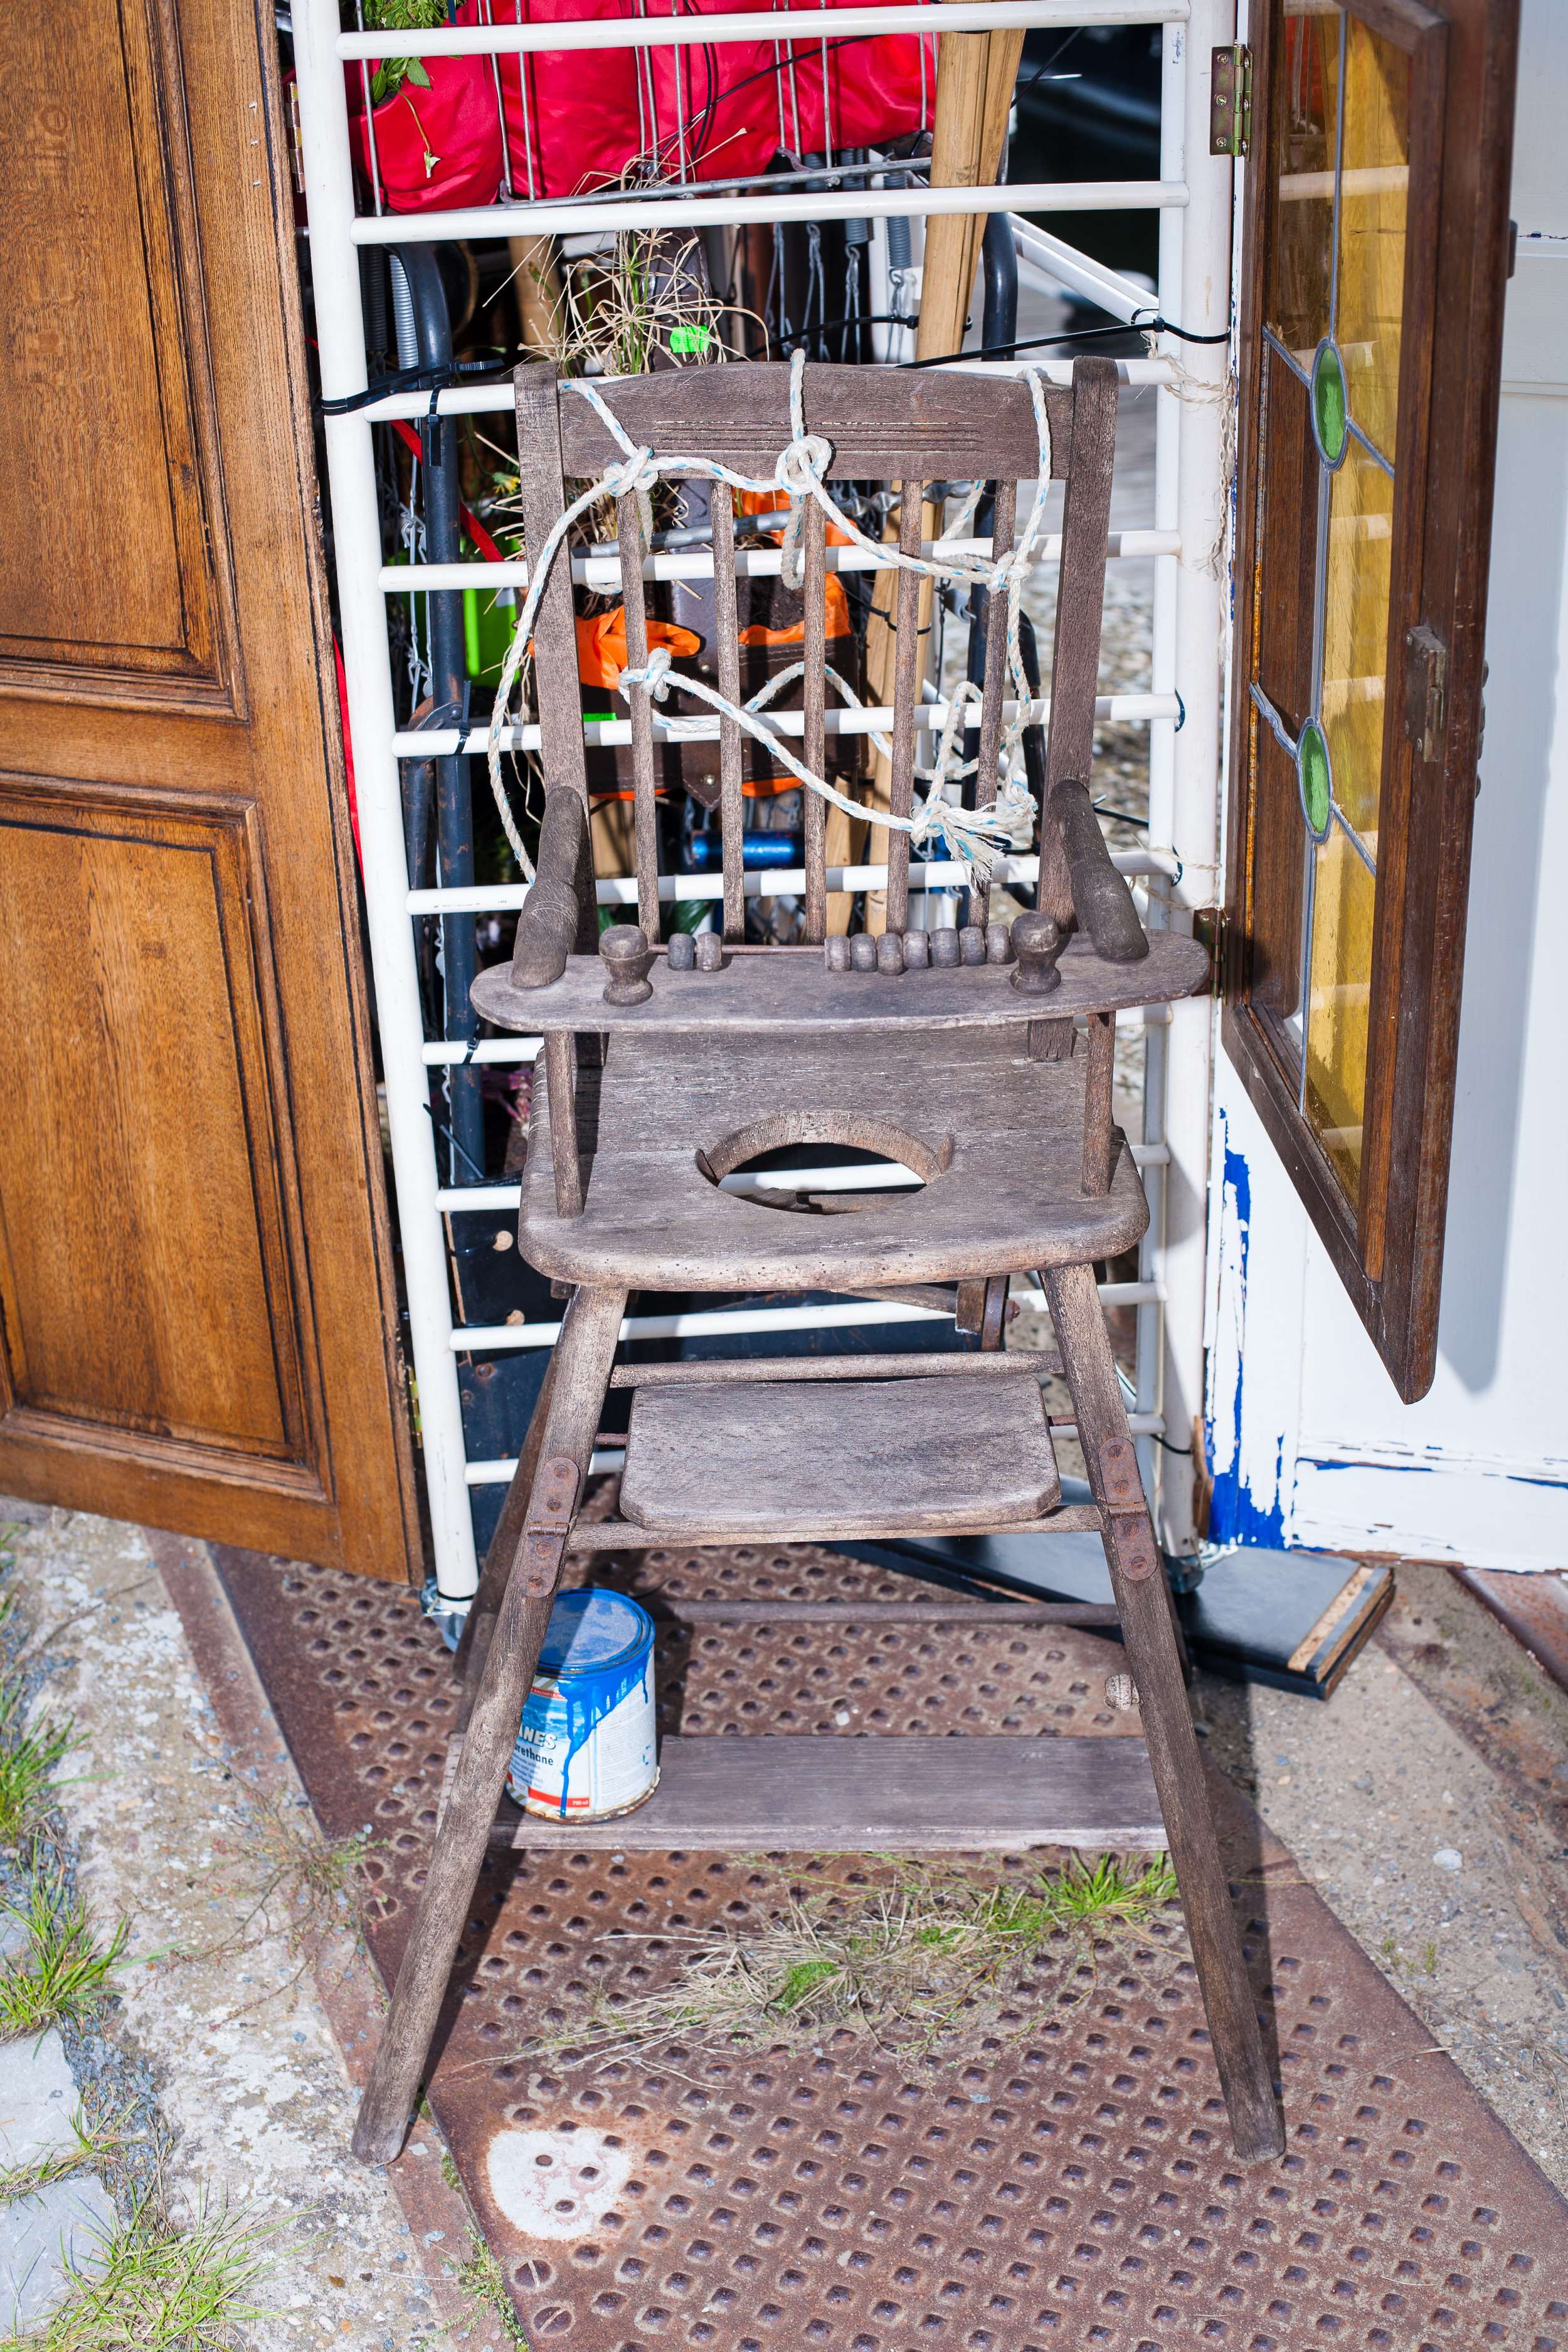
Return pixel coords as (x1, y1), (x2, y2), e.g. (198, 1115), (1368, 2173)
(480, 1732), (1165, 1850)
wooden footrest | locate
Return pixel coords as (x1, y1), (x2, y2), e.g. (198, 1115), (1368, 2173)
(465, 1734), (1164, 1852)
(619, 1374), (1060, 1535)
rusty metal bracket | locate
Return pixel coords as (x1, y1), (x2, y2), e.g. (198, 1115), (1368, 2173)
(1108, 1512), (1160, 1583)
(519, 1454), (580, 1598)
(1098, 1437), (1144, 1513)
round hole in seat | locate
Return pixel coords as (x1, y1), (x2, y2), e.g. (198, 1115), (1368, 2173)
(696, 1112), (951, 1217)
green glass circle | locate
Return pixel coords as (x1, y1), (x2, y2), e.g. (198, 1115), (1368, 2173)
(1297, 719), (1332, 840)
(1311, 339), (1348, 469)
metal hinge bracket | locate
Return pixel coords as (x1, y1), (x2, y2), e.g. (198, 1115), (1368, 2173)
(1210, 46), (1253, 159)
(1403, 625), (1449, 766)
(520, 1454), (581, 1599)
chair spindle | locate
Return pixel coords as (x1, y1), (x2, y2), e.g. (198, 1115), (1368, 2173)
(616, 492), (662, 944)
(711, 485), (746, 942)
(885, 484), (924, 935)
(802, 500), (828, 942)
(970, 477), (1018, 930)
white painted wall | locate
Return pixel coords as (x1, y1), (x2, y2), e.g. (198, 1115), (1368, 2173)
(1206, 0), (1568, 1569)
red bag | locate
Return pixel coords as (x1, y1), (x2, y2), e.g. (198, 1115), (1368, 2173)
(346, 51), (504, 213)
(458, 0), (644, 201)
(644, 0), (935, 186)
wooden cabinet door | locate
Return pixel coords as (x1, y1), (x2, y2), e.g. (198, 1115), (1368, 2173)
(0, 0), (418, 1578)
(1222, 0), (1520, 1400)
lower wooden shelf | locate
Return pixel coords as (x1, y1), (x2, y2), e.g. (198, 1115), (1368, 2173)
(468, 1733), (1165, 1853)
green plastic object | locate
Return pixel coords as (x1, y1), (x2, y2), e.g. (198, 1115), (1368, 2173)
(1311, 339), (1348, 469)
(670, 323), (714, 356)
(1297, 718), (1332, 840)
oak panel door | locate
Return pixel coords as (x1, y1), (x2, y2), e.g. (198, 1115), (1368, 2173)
(0, 0), (418, 1577)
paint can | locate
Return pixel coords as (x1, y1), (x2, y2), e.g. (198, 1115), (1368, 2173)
(506, 1588), (658, 1821)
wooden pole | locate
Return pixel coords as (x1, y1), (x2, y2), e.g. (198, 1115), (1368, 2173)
(838, 9), (1024, 936)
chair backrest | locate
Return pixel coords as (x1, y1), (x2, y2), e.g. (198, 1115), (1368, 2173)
(512, 356), (1120, 949)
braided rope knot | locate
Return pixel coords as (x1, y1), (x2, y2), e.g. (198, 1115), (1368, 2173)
(616, 644), (675, 702)
(775, 428), (835, 590)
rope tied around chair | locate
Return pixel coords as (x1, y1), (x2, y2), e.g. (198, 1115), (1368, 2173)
(486, 349), (1054, 891)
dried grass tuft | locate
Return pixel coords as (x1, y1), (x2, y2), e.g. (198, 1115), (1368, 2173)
(520, 1853), (1182, 2075)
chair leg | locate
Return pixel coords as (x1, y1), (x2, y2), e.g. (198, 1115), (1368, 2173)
(352, 1283), (628, 2165)
(451, 1343), (561, 1715)
(1044, 1261), (1284, 2164)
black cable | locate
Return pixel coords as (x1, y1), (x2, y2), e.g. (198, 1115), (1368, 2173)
(316, 358), (495, 415)
(902, 310), (1229, 369)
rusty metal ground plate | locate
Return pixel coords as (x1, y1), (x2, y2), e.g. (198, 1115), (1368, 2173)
(212, 1534), (1568, 2348)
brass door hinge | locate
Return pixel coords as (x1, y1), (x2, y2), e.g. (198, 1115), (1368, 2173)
(1403, 625), (1449, 766)
(1210, 46), (1253, 159)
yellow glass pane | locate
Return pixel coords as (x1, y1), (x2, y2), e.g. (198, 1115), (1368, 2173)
(1320, 450), (1393, 843)
(1336, 15), (1411, 462)
(1268, 5), (1341, 356)
(1306, 827), (1375, 1199)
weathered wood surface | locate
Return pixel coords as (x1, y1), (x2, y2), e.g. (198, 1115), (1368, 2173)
(662, 1598), (1120, 1626)
(1037, 358), (1121, 929)
(353, 1283), (627, 2163)
(473, 930), (1208, 1034)
(608, 1351), (1041, 1389)
(483, 1732), (1165, 1852)
(515, 363), (590, 814)
(1044, 1260), (1284, 2162)
(516, 1029), (1148, 1291)
(566, 1503), (1105, 1550)
(555, 362), (1066, 485)
(620, 1374), (1060, 1533)
(1083, 1011), (1117, 1197)
(710, 485), (746, 941)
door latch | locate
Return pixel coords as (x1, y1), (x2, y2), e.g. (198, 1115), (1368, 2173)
(1210, 46), (1253, 159)
(1403, 625), (1449, 766)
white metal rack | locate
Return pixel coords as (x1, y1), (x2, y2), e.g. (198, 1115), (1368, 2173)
(292, 0), (1234, 1597)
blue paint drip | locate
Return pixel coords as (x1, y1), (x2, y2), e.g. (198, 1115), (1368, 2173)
(554, 1650), (653, 1818)
(1206, 1128), (1286, 1551)
(510, 1590), (657, 1817)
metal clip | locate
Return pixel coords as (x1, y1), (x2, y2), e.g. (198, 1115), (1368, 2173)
(519, 1454), (580, 1599)
(1098, 1438), (1144, 1513)
(1108, 1513), (1160, 1584)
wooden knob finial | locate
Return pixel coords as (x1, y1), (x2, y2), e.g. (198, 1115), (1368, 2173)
(1010, 910), (1066, 995)
(600, 923), (657, 1005)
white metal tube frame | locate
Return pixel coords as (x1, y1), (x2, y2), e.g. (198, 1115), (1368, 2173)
(292, 0), (1229, 1594)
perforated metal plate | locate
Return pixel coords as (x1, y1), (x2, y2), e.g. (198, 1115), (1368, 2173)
(215, 1532), (1568, 2348)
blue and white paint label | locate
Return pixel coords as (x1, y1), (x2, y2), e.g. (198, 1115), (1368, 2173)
(506, 1588), (657, 1820)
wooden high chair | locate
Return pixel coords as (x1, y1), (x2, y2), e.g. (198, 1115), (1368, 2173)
(351, 357), (1283, 2168)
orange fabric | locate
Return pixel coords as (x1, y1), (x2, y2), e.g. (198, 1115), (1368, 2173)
(575, 608), (701, 690)
(735, 487), (854, 548)
(739, 570), (853, 645)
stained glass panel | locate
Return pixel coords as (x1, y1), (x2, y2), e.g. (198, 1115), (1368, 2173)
(1321, 450), (1394, 842)
(1268, 7), (1340, 355)
(1305, 827), (1375, 1195)
(1336, 16), (1411, 464)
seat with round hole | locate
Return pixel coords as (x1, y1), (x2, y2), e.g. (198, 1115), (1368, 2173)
(350, 358), (1285, 2175)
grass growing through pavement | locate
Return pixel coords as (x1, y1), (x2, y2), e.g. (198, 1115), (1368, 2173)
(527, 1852), (1182, 2070)
(162, 1776), (383, 2018)
(0, 1594), (86, 1858)
(442, 2235), (533, 2349)
(14, 2193), (284, 2352)
(0, 1870), (131, 2038)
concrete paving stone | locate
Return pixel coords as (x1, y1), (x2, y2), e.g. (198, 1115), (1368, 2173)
(0, 2175), (116, 2338)
(0, 1913), (26, 1962)
(0, 2030), (81, 2169)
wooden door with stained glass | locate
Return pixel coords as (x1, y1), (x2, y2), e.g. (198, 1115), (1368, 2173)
(1223, 0), (1520, 1401)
